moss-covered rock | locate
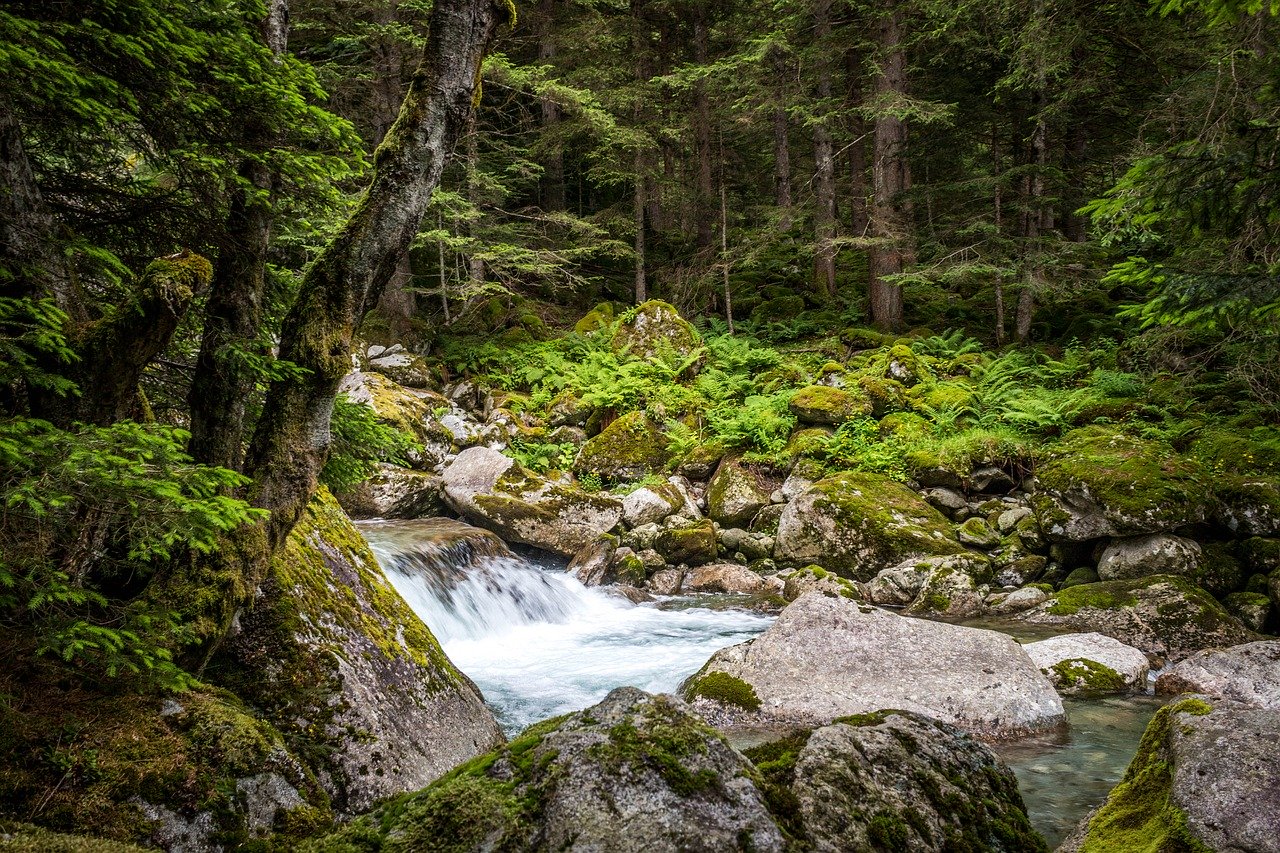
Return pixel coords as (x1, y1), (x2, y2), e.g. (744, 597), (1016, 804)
(882, 344), (927, 387)
(611, 300), (702, 364)
(788, 385), (873, 425)
(1061, 566), (1100, 588)
(903, 554), (993, 618)
(1032, 427), (1215, 542)
(302, 688), (784, 853)
(216, 489), (504, 814)
(775, 472), (965, 580)
(1242, 537), (1280, 573)
(1216, 476), (1280, 537)
(677, 441), (726, 480)
(574, 411), (672, 482)
(1020, 575), (1260, 662)
(573, 300), (618, 335)
(0, 823), (148, 851)
(443, 446), (623, 555)
(1024, 633), (1150, 696)
(684, 671), (762, 711)
(334, 463), (444, 519)
(878, 410), (932, 441)
(654, 519), (718, 566)
(781, 564), (864, 602)
(338, 370), (452, 468)
(857, 376), (908, 417)
(957, 516), (1000, 549)
(753, 711), (1047, 853)
(1221, 591), (1272, 632)
(907, 381), (977, 414)
(706, 457), (771, 528)
(1071, 697), (1280, 853)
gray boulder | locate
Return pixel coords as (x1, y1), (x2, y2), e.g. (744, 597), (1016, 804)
(747, 711), (1047, 852)
(621, 483), (683, 527)
(682, 593), (1064, 739)
(1154, 641), (1280, 708)
(707, 458), (771, 528)
(1096, 533), (1203, 581)
(442, 446), (623, 556)
(1023, 632), (1150, 695)
(1017, 575), (1259, 663)
(775, 472), (964, 580)
(335, 463), (445, 519)
(1066, 697), (1280, 853)
(307, 687), (784, 853)
(683, 562), (774, 595)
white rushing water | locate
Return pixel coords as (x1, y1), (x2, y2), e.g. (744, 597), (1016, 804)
(359, 518), (773, 733)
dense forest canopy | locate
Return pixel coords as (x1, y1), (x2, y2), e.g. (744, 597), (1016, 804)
(0, 0), (1278, 847)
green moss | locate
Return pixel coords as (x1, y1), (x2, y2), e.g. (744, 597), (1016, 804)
(0, 822), (149, 851)
(868, 811), (911, 850)
(614, 552), (646, 585)
(742, 732), (813, 844)
(654, 520), (717, 565)
(877, 411), (932, 441)
(1242, 537), (1280, 573)
(1061, 567), (1100, 589)
(1079, 698), (1215, 853)
(573, 411), (671, 481)
(683, 672), (761, 711)
(785, 427), (834, 459)
(908, 381), (976, 415)
(573, 301), (617, 335)
(1046, 579), (1138, 615)
(1047, 658), (1128, 694)
(611, 300), (701, 360)
(789, 385), (873, 425)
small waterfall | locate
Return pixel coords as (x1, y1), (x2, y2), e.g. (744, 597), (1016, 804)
(359, 518), (593, 642)
(357, 516), (773, 733)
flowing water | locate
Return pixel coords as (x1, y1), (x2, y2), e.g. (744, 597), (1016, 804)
(358, 517), (1158, 848)
(358, 518), (773, 733)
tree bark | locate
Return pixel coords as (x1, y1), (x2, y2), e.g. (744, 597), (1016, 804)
(812, 0), (837, 296)
(537, 0), (566, 211)
(188, 0), (288, 471)
(692, 10), (715, 252)
(1018, 11), (1048, 345)
(846, 50), (869, 236)
(869, 1), (909, 331)
(769, 39), (792, 231)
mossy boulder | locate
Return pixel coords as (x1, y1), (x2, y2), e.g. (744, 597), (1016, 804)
(957, 517), (1000, 549)
(1068, 698), (1280, 853)
(654, 519), (718, 566)
(1023, 633), (1150, 696)
(334, 463), (445, 519)
(573, 300), (618, 335)
(907, 381), (977, 414)
(1032, 427), (1215, 542)
(1019, 575), (1260, 662)
(1221, 592), (1272, 632)
(857, 376), (908, 417)
(1096, 533), (1203, 582)
(882, 344), (926, 387)
(303, 688), (785, 853)
(788, 385), (873, 425)
(781, 565), (864, 602)
(1216, 476), (1280, 537)
(338, 370), (452, 468)
(902, 554), (995, 618)
(749, 711), (1047, 853)
(574, 411), (672, 482)
(775, 472), (965, 580)
(1243, 537), (1280, 573)
(620, 482), (685, 527)
(611, 300), (702, 364)
(677, 442), (726, 480)
(706, 458), (771, 528)
(217, 489), (504, 814)
(364, 346), (434, 389)
(443, 446), (623, 555)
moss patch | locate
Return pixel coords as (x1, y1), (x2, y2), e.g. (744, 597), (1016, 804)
(573, 411), (671, 481)
(789, 385), (873, 425)
(1046, 659), (1128, 694)
(684, 672), (761, 711)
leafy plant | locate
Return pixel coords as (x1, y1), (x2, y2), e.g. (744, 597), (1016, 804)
(322, 394), (421, 492)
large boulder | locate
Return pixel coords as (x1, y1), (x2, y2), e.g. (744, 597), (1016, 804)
(217, 489), (504, 814)
(338, 370), (453, 468)
(1217, 476), (1280, 537)
(574, 412), (672, 482)
(1154, 641), (1280, 708)
(788, 385), (873, 425)
(1065, 697), (1280, 853)
(682, 593), (1064, 739)
(1022, 633), (1150, 695)
(335, 463), (445, 519)
(654, 518), (718, 566)
(684, 563), (773, 595)
(621, 482), (684, 527)
(774, 472), (964, 580)
(442, 447), (623, 556)
(1017, 575), (1259, 663)
(746, 712), (1047, 852)
(305, 688), (784, 853)
(1031, 427), (1215, 542)
(611, 300), (701, 363)
(1095, 533), (1203, 581)
(706, 458), (771, 528)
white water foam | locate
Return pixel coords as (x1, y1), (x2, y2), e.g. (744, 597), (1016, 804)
(359, 519), (772, 733)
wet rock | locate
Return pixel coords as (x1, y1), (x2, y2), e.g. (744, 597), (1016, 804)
(775, 472), (964, 581)
(442, 446), (623, 556)
(648, 566), (685, 595)
(1017, 575), (1260, 663)
(1154, 641), (1280, 708)
(706, 458), (771, 528)
(1067, 697), (1280, 853)
(308, 688), (783, 853)
(1023, 633), (1150, 695)
(335, 463), (445, 519)
(1096, 533), (1203, 581)
(923, 486), (968, 517)
(569, 535), (618, 587)
(684, 593), (1064, 739)
(749, 711), (1046, 853)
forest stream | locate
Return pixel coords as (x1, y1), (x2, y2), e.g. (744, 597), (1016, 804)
(360, 517), (1158, 850)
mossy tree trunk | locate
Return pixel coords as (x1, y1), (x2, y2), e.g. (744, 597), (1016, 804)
(244, 0), (510, 553)
(869, 0), (910, 331)
(188, 0), (289, 472)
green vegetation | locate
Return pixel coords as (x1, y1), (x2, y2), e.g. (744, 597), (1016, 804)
(684, 671), (762, 711)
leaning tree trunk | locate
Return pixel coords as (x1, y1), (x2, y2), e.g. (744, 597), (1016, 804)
(188, 0), (289, 471)
(160, 0), (511, 665)
(869, 1), (909, 331)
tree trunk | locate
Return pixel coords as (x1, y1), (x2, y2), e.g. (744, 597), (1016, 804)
(634, 150), (647, 304)
(189, 0), (288, 471)
(692, 11), (715, 253)
(869, 1), (909, 331)
(768, 40), (793, 231)
(152, 1), (514, 663)
(846, 49), (868, 235)
(721, 181), (733, 333)
(812, 0), (837, 296)
(466, 112), (485, 286)
(537, 0), (566, 211)
(1018, 20), (1048, 345)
